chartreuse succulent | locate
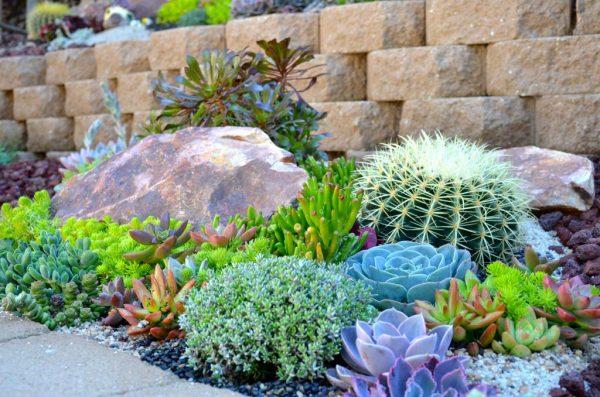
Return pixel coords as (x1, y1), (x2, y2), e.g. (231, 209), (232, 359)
(301, 156), (357, 189)
(96, 277), (139, 327)
(510, 245), (560, 274)
(0, 231), (103, 329)
(346, 241), (475, 314)
(491, 307), (560, 357)
(534, 276), (600, 349)
(156, 0), (199, 25)
(414, 271), (505, 355)
(27, 1), (70, 39)
(118, 264), (195, 340)
(355, 133), (531, 264)
(123, 213), (192, 264)
(0, 190), (56, 242)
(269, 173), (366, 262)
(182, 256), (375, 380)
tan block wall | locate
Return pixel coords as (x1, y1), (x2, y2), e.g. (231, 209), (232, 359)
(0, 2), (599, 156)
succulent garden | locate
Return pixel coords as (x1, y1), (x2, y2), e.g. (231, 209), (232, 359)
(0, 1), (599, 397)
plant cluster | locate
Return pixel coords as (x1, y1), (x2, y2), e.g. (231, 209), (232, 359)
(182, 256), (375, 380)
(510, 245), (560, 274)
(0, 232), (103, 329)
(147, 38), (327, 162)
(157, 0), (200, 24)
(27, 2), (70, 40)
(355, 133), (531, 265)
(0, 190), (56, 241)
(96, 276), (138, 326)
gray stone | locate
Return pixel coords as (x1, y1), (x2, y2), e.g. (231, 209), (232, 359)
(0, 312), (48, 343)
(498, 146), (596, 211)
(120, 382), (242, 397)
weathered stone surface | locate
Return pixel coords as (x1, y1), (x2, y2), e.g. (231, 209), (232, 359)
(367, 46), (485, 100)
(26, 118), (75, 152)
(117, 72), (158, 113)
(302, 54), (366, 102)
(226, 13), (319, 52)
(426, 0), (570, 45)
(310, 101), (400, 151)
(65, 79), (116, 117)
(498, 146), (595, 211)
(399, 97), (533, 147)
(149, 26), (225, 71)
(13, 85), (65, 120)
(487, 35), (600, 96)
(0, 56), (45, 90)
(0, 312), (48, 343)
(121, 382), (242, 397)
(320, 1), (425, 53)
(95, 39), (150, 79)
(575, 0), (600, 34)
(45, 47), (97, 84)
(536, 94), (600, 154)
(73, 114), (132, 149)
(0, 121), (25, 149)
(54, 127), (308, 224)
(0, 91), (12, 119)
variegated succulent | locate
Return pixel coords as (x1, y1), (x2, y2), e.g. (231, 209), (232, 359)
(123, 213), (191, 264)
(117, 264), (195, 340)
(491, 307), (560, 357)
(534, 275), (600, 349)
(510, 246), (560, 275)
(326, 308), (453, 389)
(96, 277), (139, 327)
(414, 271), (505, 355)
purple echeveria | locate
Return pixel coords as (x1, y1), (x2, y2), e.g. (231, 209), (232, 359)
(326, 309), (454, 389)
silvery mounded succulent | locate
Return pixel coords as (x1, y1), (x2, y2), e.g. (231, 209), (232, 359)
(346, 241), (476, 314)
(326, 308), (455, 390)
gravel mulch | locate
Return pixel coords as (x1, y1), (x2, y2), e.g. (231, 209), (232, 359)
(0, 159), (62, 205)
(0, 32), (46, 58)
(550, 358), (600, 397)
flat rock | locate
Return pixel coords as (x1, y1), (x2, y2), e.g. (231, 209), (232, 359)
(0, 312), (48, 343)
(498, 146), (595, 211)
(53, 127), (307, 225)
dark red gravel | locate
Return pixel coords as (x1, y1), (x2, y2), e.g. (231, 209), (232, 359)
(538, 159), (600, 286)
(0, 159), (62, 205)
(0, 32), (46, 58)
(550, 359), (600, 397)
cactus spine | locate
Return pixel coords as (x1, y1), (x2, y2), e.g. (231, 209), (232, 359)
(27, 2), (70, 40)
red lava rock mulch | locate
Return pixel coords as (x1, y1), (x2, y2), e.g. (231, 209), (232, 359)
(550, 358), (600, 397)
(538, 159), (600, 286)
(0, 159), (62, 205)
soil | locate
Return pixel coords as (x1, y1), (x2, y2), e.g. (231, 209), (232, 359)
(0, 159), (62, 205)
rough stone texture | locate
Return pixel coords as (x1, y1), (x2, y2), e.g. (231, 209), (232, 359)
(487, 35), (600, 96)
(426, 0), (571, 45)
(26, 118), (75, 152)
(53, 127), (308, 224)
(95, 39), (150, 79)
(13, 85), (65, 120)
(73, 114), (132, 149)
(65, 79), (116, 117)
(0, 312), (48, 343)
(45, 47), (97, 84)
(310, 101), (400, 151)
(320, 1), (425, 53)
(121, 382), (242, 397)
(149, 25), (226, 71)
(0, 91), (12, 119)
(575, 0), (600, 34)
(0, 331), (241, 397)
(302, 54), (366, 102)
(117, 72), (159, 113)
(399, 97), (534, 147)
(226, 13), (319, 52)
(367, 46), (485, 101)
(0, 56), (45, 90)
(536, 94), (600, 154)
(498, 146), (596, 211)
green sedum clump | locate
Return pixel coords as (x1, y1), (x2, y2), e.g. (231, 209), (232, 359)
(182, 256), (376, 381)
(156, 0), (199, 25)
(194, 236), (273, 271)
(0, 190), (56, 242)
(484, 261), (557, 320)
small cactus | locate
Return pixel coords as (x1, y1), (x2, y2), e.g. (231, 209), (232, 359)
(27, 2), (70, 40)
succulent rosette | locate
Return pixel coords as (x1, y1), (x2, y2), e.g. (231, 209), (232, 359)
(326, 308), (455, 389)
(346, 241), (476, 314)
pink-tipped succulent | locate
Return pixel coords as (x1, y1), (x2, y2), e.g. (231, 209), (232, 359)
(117, 264), (195, 340)
(534, 275), (600, 349)
(190, 221), (256, 248)
(96, 277), (139, 327)
(123, 213), (191, 264)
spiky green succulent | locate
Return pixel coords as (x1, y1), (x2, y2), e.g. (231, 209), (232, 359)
(300, 156), (357, 189)
(27, 2), (70, 40)
(491, 307), (560, 357)
(355, 133), (531, 264)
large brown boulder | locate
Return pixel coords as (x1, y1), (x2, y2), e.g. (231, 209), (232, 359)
(52, 127), (308, 224)
(498, 146), (595, 212)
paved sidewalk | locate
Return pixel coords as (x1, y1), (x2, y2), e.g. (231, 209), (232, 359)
(0, 312), (242, 397)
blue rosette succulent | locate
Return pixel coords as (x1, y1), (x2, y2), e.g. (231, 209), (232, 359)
(345, 241), (476, 314)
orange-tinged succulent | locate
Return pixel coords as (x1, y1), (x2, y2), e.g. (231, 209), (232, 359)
(118, 264), (195, 340)
(190, 221), (256, 248)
